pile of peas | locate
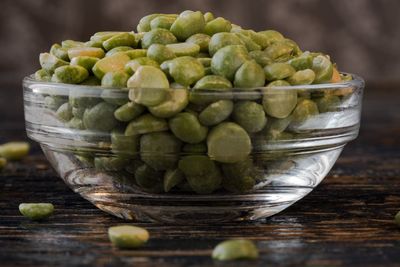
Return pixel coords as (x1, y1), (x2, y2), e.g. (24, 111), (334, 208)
(34, 11), (353, 194)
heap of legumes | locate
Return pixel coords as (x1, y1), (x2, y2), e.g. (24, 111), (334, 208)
(33, 11), (353, 194)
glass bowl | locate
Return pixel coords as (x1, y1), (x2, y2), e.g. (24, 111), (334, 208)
(23, 74), (364, 223)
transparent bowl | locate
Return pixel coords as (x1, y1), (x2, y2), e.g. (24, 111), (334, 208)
(23, 74), (364, 223)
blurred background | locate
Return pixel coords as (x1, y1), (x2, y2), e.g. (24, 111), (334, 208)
(1, 0), (399, 122)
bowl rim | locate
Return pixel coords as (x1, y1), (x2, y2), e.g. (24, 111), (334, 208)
(23, 72), (365, 94)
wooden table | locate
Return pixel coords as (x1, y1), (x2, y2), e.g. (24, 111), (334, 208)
(1, 87), (399, 267)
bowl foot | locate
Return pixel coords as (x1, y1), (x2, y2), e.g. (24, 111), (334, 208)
(81, 187), (312, 223)
(42, 145), (342, 224)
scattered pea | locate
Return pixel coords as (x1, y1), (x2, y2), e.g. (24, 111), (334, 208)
(108, 225), (149, 249)
(0, 142), (30, 160)
(19, 203), (54, 220)
(212, 239), (259, 261)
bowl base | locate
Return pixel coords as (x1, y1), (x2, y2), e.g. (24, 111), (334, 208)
(79, 187), (313, 223)
(42, 146), (342, 224)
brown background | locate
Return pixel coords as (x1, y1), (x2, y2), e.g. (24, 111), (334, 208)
(1, 0), (399, 122)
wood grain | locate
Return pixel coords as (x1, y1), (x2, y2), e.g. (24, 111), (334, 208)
(0, 87), (399, 267)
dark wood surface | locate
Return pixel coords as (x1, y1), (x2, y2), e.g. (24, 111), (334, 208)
(0, 86), (399, 267)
